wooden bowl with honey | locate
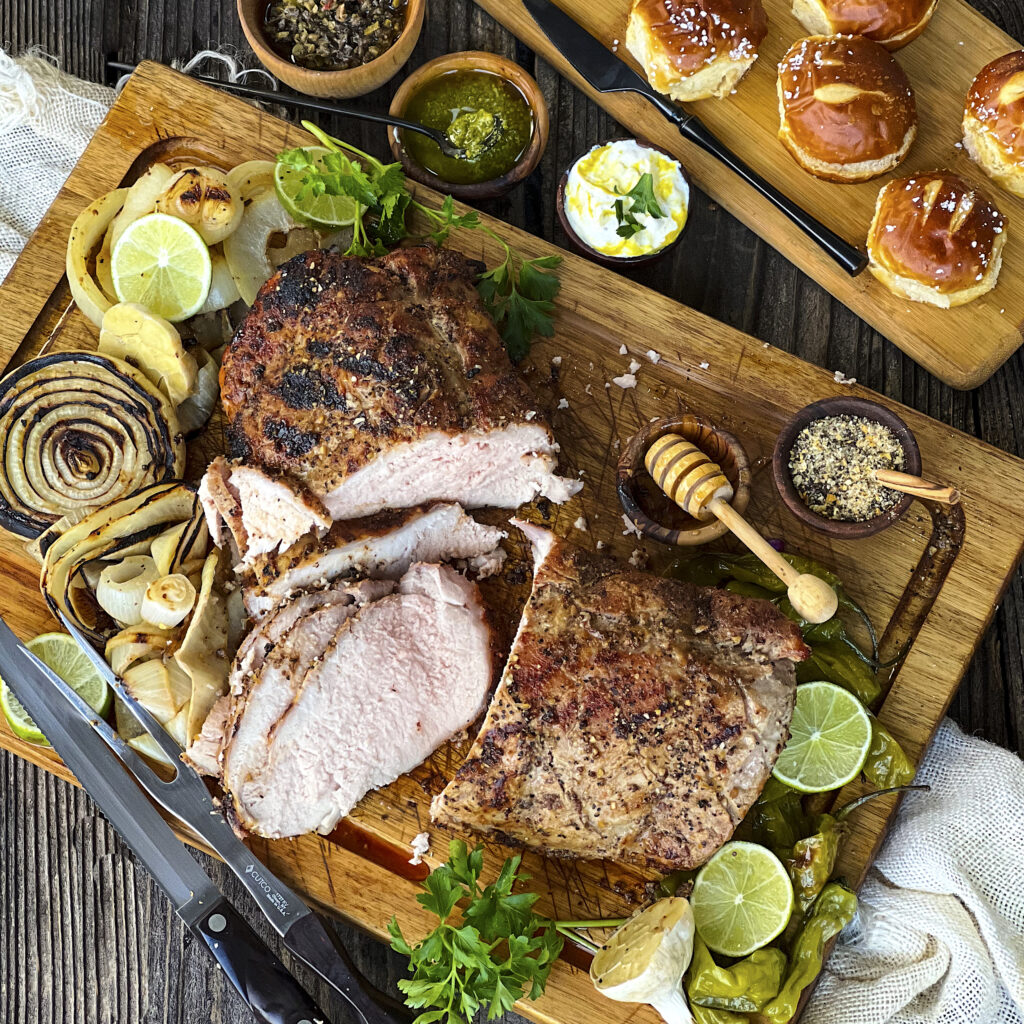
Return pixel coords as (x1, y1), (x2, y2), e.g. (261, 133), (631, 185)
(618, 415), (752, 546)
(772, 397), (922, 540)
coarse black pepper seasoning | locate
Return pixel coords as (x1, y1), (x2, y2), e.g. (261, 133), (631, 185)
(788, 414), (907, 521)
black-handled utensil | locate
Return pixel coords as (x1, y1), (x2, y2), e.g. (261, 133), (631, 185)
(54, 611), (413, 1024)
(106, 60), (481, 160)
(0, 619), (329, 1024)
(520, 0), (868, 277)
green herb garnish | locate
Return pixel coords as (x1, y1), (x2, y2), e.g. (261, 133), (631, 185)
(388, 841), (563, 1024)
(284, 122), (562, 361)
(614, 172), (665, 239)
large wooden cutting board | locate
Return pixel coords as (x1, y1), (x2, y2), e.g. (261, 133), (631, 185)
(3, 63), (1024, 1024)
(475, 0), (1024, 389)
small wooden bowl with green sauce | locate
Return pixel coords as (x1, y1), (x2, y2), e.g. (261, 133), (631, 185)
(388, 51), (549, 200)
(772, 397), (922, 540)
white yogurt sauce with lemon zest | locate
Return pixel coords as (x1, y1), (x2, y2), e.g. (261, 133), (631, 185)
(565, 140), (688, 258)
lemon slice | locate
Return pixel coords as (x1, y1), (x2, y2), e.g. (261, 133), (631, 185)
(275, 147), (360, 228)
(111, 212), (212, 322)
(1, 632), (113, 746)
(772, 680), (873, 793)
(691, 841), (794, 958)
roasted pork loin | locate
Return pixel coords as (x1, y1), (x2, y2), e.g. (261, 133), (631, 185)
(431, 523), (808, 871)
(242, 502), (506, 620)
(220, 246), (580, 519)
(187, 564), (493, 839)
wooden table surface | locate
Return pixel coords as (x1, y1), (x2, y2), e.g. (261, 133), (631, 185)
(1, 1), (1023, 1022)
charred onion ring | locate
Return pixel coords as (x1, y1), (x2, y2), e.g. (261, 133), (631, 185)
(0, 352), (185, 538)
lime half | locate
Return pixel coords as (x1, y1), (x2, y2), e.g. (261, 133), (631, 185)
(111, 212), (212, 322)
(691, 841), (794, 958)
(1, 632), (113, 746)
(772, 680), (873, 794)
(275, 147), (360, 228)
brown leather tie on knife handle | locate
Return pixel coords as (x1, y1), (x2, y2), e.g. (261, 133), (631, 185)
(645, 434), (839, 624)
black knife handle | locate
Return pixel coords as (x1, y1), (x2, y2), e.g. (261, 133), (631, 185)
(284, 914), (414, 1024)
(677, 114), (868, 277)
(194, 900), (330, 1024)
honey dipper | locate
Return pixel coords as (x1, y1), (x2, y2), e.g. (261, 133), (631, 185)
(645, 434), (839, 623)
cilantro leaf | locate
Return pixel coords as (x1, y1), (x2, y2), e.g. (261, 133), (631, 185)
(613, 172), (665, 239)
(624, 172), (665, 219)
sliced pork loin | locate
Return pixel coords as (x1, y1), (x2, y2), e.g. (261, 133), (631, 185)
(243, 502), (506, 619)
(431, 523), (808, 872)
(220, 246), (581, 519)
(200, 456), (331, 566)
(184, 579), (392, 776)
(191, 563), (493, 839)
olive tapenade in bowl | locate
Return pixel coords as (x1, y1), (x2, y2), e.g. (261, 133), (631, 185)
(772, 397), (922, 540)
(237, 0), (425, 98)
(388, 52), (549, 200)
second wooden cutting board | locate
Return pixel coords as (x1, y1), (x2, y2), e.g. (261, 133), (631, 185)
(476, 0), (1024, 389)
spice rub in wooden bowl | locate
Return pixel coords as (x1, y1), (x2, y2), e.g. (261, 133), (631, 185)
(773, 397), (922, 540)
(618, 414), (751, 546)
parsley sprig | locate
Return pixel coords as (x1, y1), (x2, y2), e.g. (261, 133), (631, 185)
(389, 841), (625, 1024)
(614, 172), (665, 239)
(283, 122), (562, 361)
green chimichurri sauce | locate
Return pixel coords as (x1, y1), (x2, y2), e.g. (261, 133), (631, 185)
(402, 69), (533, 185)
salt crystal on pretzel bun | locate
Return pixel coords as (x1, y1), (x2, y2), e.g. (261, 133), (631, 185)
(778, 34), (917, 182)
(791, 0), (937, 50)
(866, 173), (1006, 308)
(963, 51), (1024, 198)
(626, 0), (768, 102)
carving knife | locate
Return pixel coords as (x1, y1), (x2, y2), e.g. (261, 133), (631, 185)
(0, 617), (328, 1024)
(521, 0), (868, 276)
(50, 611), (413, 1024)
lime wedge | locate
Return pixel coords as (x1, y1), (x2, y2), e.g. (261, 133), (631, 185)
(772, 680), (873, 794)
(111, 212), (212, 322)
(1, 632), (112, 746)
(691, 841), (794, 957)
(275, 147), (360, 228)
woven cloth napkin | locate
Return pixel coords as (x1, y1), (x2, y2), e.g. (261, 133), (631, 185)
(2, 49), (1023, 1024)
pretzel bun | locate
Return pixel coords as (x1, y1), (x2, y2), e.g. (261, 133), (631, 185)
(626, 0), (768, 102)
(790, 0), (937, 49)
(963, 52), (1024, 198)
(777, 35), (916, 182)
(866, 173), (1006, 307)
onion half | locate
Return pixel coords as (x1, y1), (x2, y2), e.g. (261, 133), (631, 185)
(0, 352), (185, 537)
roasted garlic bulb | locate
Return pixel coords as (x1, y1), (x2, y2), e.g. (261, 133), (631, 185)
(156, 166), (242, 245)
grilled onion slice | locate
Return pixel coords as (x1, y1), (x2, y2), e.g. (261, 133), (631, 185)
(0, 352), (185, 538)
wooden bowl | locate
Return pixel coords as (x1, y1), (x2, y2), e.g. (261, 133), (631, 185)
(556, 138), (690, 267)
(387, 51), (549, 201)
(772, 396), (922, 540)
(237, 0), (425, 99)
(618, 415), (752, 546)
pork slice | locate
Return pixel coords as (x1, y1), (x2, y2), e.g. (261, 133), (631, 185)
(198, 456), (245, 557)
(221, 246), (581, 519)
(182, 694), (232, 776)
(431, 523), (808, 872)
(231, 465), (331, 562)
(186, 579), (394, 777)
(243, 503), (506, 619)
(223, 563), (493, 838)
(318, 426), (581, 519)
